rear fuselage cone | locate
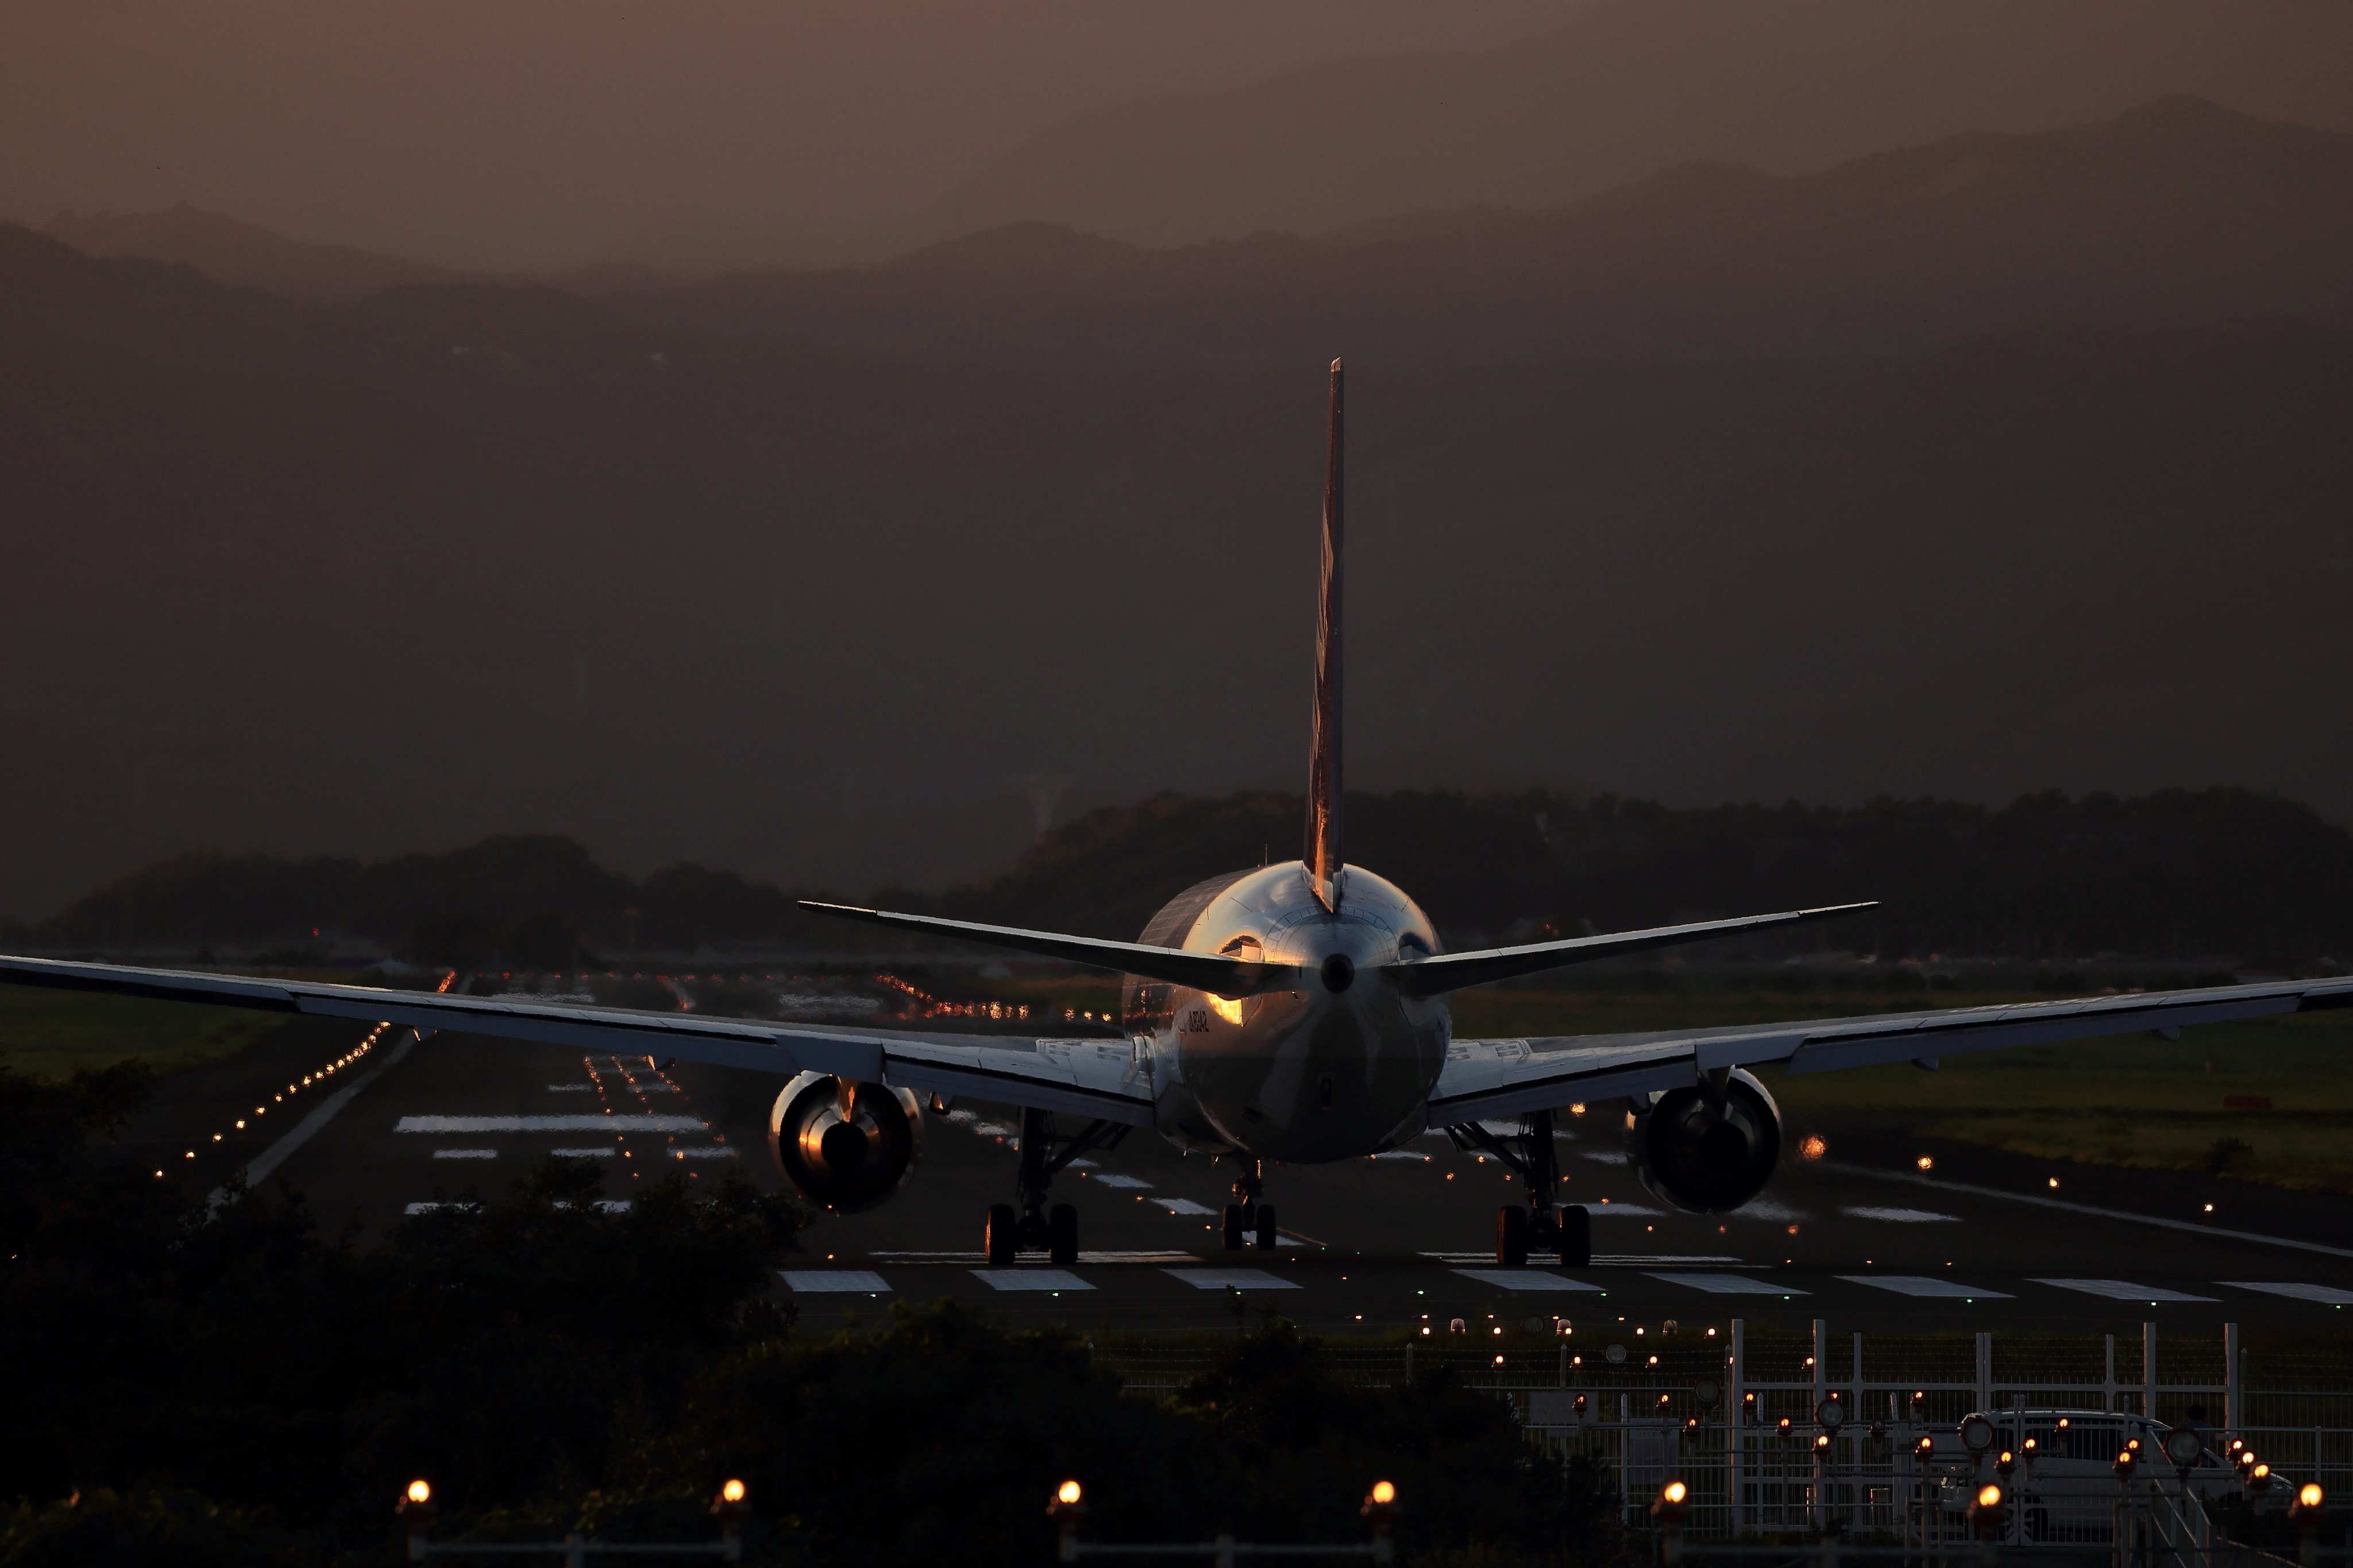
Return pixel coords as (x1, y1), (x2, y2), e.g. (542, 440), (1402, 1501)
(1121, 862), (1449, 1162)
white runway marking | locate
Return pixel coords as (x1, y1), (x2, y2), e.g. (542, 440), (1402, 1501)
(970, 1269), (1092, 1291)
(2031, 1278), (2218, 1303)
(2216, 1282), (2353, 1306)
(546, 1084), (596, 1092)
(1452, 1268), (1603, 1292)
(1838, 1274), (2011, 1299)
(433, 1148), (498, 1160)
(1086, 1173), (1153, 1188)
(1164, 1268), (1297, 1291)
(395, 1114), (705, 1133)
(1733, 1198), (1809, 1222)
(1818, 1159), (2353, 1260)
(1595, 1254), (1742, 1265)
(1842, 1206), (1959, 1223)
(1590, 1203), (1668, 1217)
(550, 1147), (616, 1157)
(1577, 1151), (1628, 1165)
(1649, 1273), (1809, 1295)
(669, 1146), (740, 1159)
(1371, 1150), (1431, 1161)
(1155, 1198), (1218, 1215)
(780, 1270), (891, 1293)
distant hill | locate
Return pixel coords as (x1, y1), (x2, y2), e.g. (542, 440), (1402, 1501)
(911, 0), (2353, 249)
(25, 790), (2353, 968)
(43, 206), (466, 302)
(634, 99), (2353, 365)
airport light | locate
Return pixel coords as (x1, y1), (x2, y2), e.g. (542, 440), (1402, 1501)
(721, 1479), (746, 1505)
(407, 1480), (431, 1504)
(1969, 1482), (2006, 1543)
(1363, 1480), (1402, 1562)
(2115, 1449), (2138, 1483)
(1996, 1450), (2015, 1480)
(1652, 1480), (1689, 1563)
(2251, 1463), (2273, 1497)
(397, 1478), (437, 1554)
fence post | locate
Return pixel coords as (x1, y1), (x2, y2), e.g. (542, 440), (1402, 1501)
(2104, 1334), (2117, 1413)
(2143, 1322), (2158, 1421)
(2223, 1323), (2240, 1439)
(1813, 1320), (1829, 1531)
(1729, 1319), (1746, 1538)
(1975, 1333), (1992, 1414)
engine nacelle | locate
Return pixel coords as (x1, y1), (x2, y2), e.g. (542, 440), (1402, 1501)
(1625, 1068), (1783, 1214)
(768, 1072), (923, 1212)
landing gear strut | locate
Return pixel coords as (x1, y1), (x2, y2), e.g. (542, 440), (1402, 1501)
(1219, 1154), (1279, 1253)
(982, 1108), (1128, 1266)
(1448, 1109), (1591, 1268)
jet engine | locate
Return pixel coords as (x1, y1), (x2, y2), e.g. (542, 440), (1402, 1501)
(768, 1071), (923, 1212)
(1625, 1068), (1782, 1214)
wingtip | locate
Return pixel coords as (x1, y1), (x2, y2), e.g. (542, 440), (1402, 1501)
(1330, 356), (1343, 373)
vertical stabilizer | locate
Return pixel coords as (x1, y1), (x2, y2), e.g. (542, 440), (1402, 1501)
(1304, 358), (1344, 909)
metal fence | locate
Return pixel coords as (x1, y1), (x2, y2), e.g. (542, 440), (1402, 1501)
(1092, 1320), (2353, 1541)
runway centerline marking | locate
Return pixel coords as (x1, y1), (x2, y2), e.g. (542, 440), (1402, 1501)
(1816, 1159), (2353, 1260)
(1164, 1268), (1297, 1290)
(1838, 1274), (2011, 1299)
(1649, 1273), (1809, 1295)
(550, 1147), (616, 1157)
(432, 1148), (498, 1160)
(1452, 1268), (1603, 1292)
(2216, 1282), (2353, 1306)
(970, 1268), (1092, 1291)
(2031, 1278), (2219, 1303)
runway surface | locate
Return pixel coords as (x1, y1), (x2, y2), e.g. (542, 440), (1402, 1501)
(110, 969), (2353, 1338)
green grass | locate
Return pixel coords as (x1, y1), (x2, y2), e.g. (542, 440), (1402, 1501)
(0, 985), (292, 1080)
(1450, 986), (2353, 1195)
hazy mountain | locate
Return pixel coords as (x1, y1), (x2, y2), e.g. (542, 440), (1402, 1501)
(919, 0), (2353, 250)
(42, 205), (465, 302)
(3, 223), (2350, 919)
(634, 99), (2353, 365)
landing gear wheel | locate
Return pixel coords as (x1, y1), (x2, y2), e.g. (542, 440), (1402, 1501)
(1047, 1203), (1079, 1266)
(1496, 1204), (1530, 1266)
(1557, 1204), (1591, 1268)
(1253, 1204), (1279, 1252)
(985, 1202), (1019, 1265)
(1221, 1203), (1246, 1252)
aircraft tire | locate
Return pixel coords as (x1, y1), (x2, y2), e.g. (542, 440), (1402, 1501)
(1047, 1203), (1079, 1266)
(1557, 1204), (1592, 1268)
(985, 1202), (1019, 1265)
(1253, 1204), (1278, 1251)
(1496, 1204), (1530, 1266)
(1221, 1204), (1245, 1251)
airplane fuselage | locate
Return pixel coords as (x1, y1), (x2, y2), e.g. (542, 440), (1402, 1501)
(1123, 862), (1450, 1163)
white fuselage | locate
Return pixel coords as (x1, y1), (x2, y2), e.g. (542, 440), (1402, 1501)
(1123, 862), (1451, 1162)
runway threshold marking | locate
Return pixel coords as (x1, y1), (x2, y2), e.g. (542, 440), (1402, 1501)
(1648, 1273), (1808, 1296)
(2217, 1283), (2353, 1305)
(1155, 1198), (1218, 1215)
(1451, 1268), (1602, 1292)
(1837, 1274), (2011, 1299)
(432, 1148), (498, 1160)
(550, 1147), (616, 1157)
(1164, 1268), (1298, 1291)
(394, 1114), (705, 1133)
(781, 1270), (891, 1293)
(1816, 1160), (2353, 1260)
(970, 1269), (1093, 1291)
(2031, 1278), (2219, 1303)
(1087, 1173), (1153, 1188)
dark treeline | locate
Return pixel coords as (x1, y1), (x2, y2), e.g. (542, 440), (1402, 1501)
(12, 787), (2350, 967)
(0, 1063), (1607, 1565)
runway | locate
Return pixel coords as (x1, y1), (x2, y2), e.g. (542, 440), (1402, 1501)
(109, 968), (2353, 1337)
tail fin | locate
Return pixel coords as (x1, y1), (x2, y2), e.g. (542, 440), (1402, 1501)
(1304, 357), (1344, 909)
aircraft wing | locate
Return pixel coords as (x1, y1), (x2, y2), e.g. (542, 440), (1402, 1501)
(1426, 972), (2353, 1125)
(0, 953), (1157, 1125)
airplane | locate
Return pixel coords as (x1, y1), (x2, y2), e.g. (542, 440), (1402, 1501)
(5, 359), (2350, 1269)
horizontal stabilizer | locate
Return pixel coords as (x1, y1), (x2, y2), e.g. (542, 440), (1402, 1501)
(797, 901), (1303, 998)
(1380, 902), (1877, 998)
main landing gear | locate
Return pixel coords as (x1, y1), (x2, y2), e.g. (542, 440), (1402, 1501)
(1447, 1109), (1592, 1268)
(1220, 1154), (1280, 1252)
(983, 1107), (1129, 1267)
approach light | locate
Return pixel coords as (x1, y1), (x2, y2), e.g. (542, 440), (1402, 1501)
(1916, 1156), (1933, 1170)
(2297, 1483), (2324, 1512)
(1977, 1485), (2003, 1510)
(407, 1480), (431, 1505)
(1663, 1482), (1687, 1506)
(1058, 1480), (1083, 1506)
(1371, 1481), (1397, 1506)
(722, 1479), (746, 1504)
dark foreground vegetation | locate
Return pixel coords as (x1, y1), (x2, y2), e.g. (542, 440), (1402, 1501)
(0, 1059), (1611, 1567)
(13, 787), (2351, 968)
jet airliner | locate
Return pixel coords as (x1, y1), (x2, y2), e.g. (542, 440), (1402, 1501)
(5, 361), (2349, 1267)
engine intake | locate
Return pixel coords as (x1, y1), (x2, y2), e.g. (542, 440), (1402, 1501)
(769, 1072), (922, 1212)
(1625, 1068), (1782, 1214)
